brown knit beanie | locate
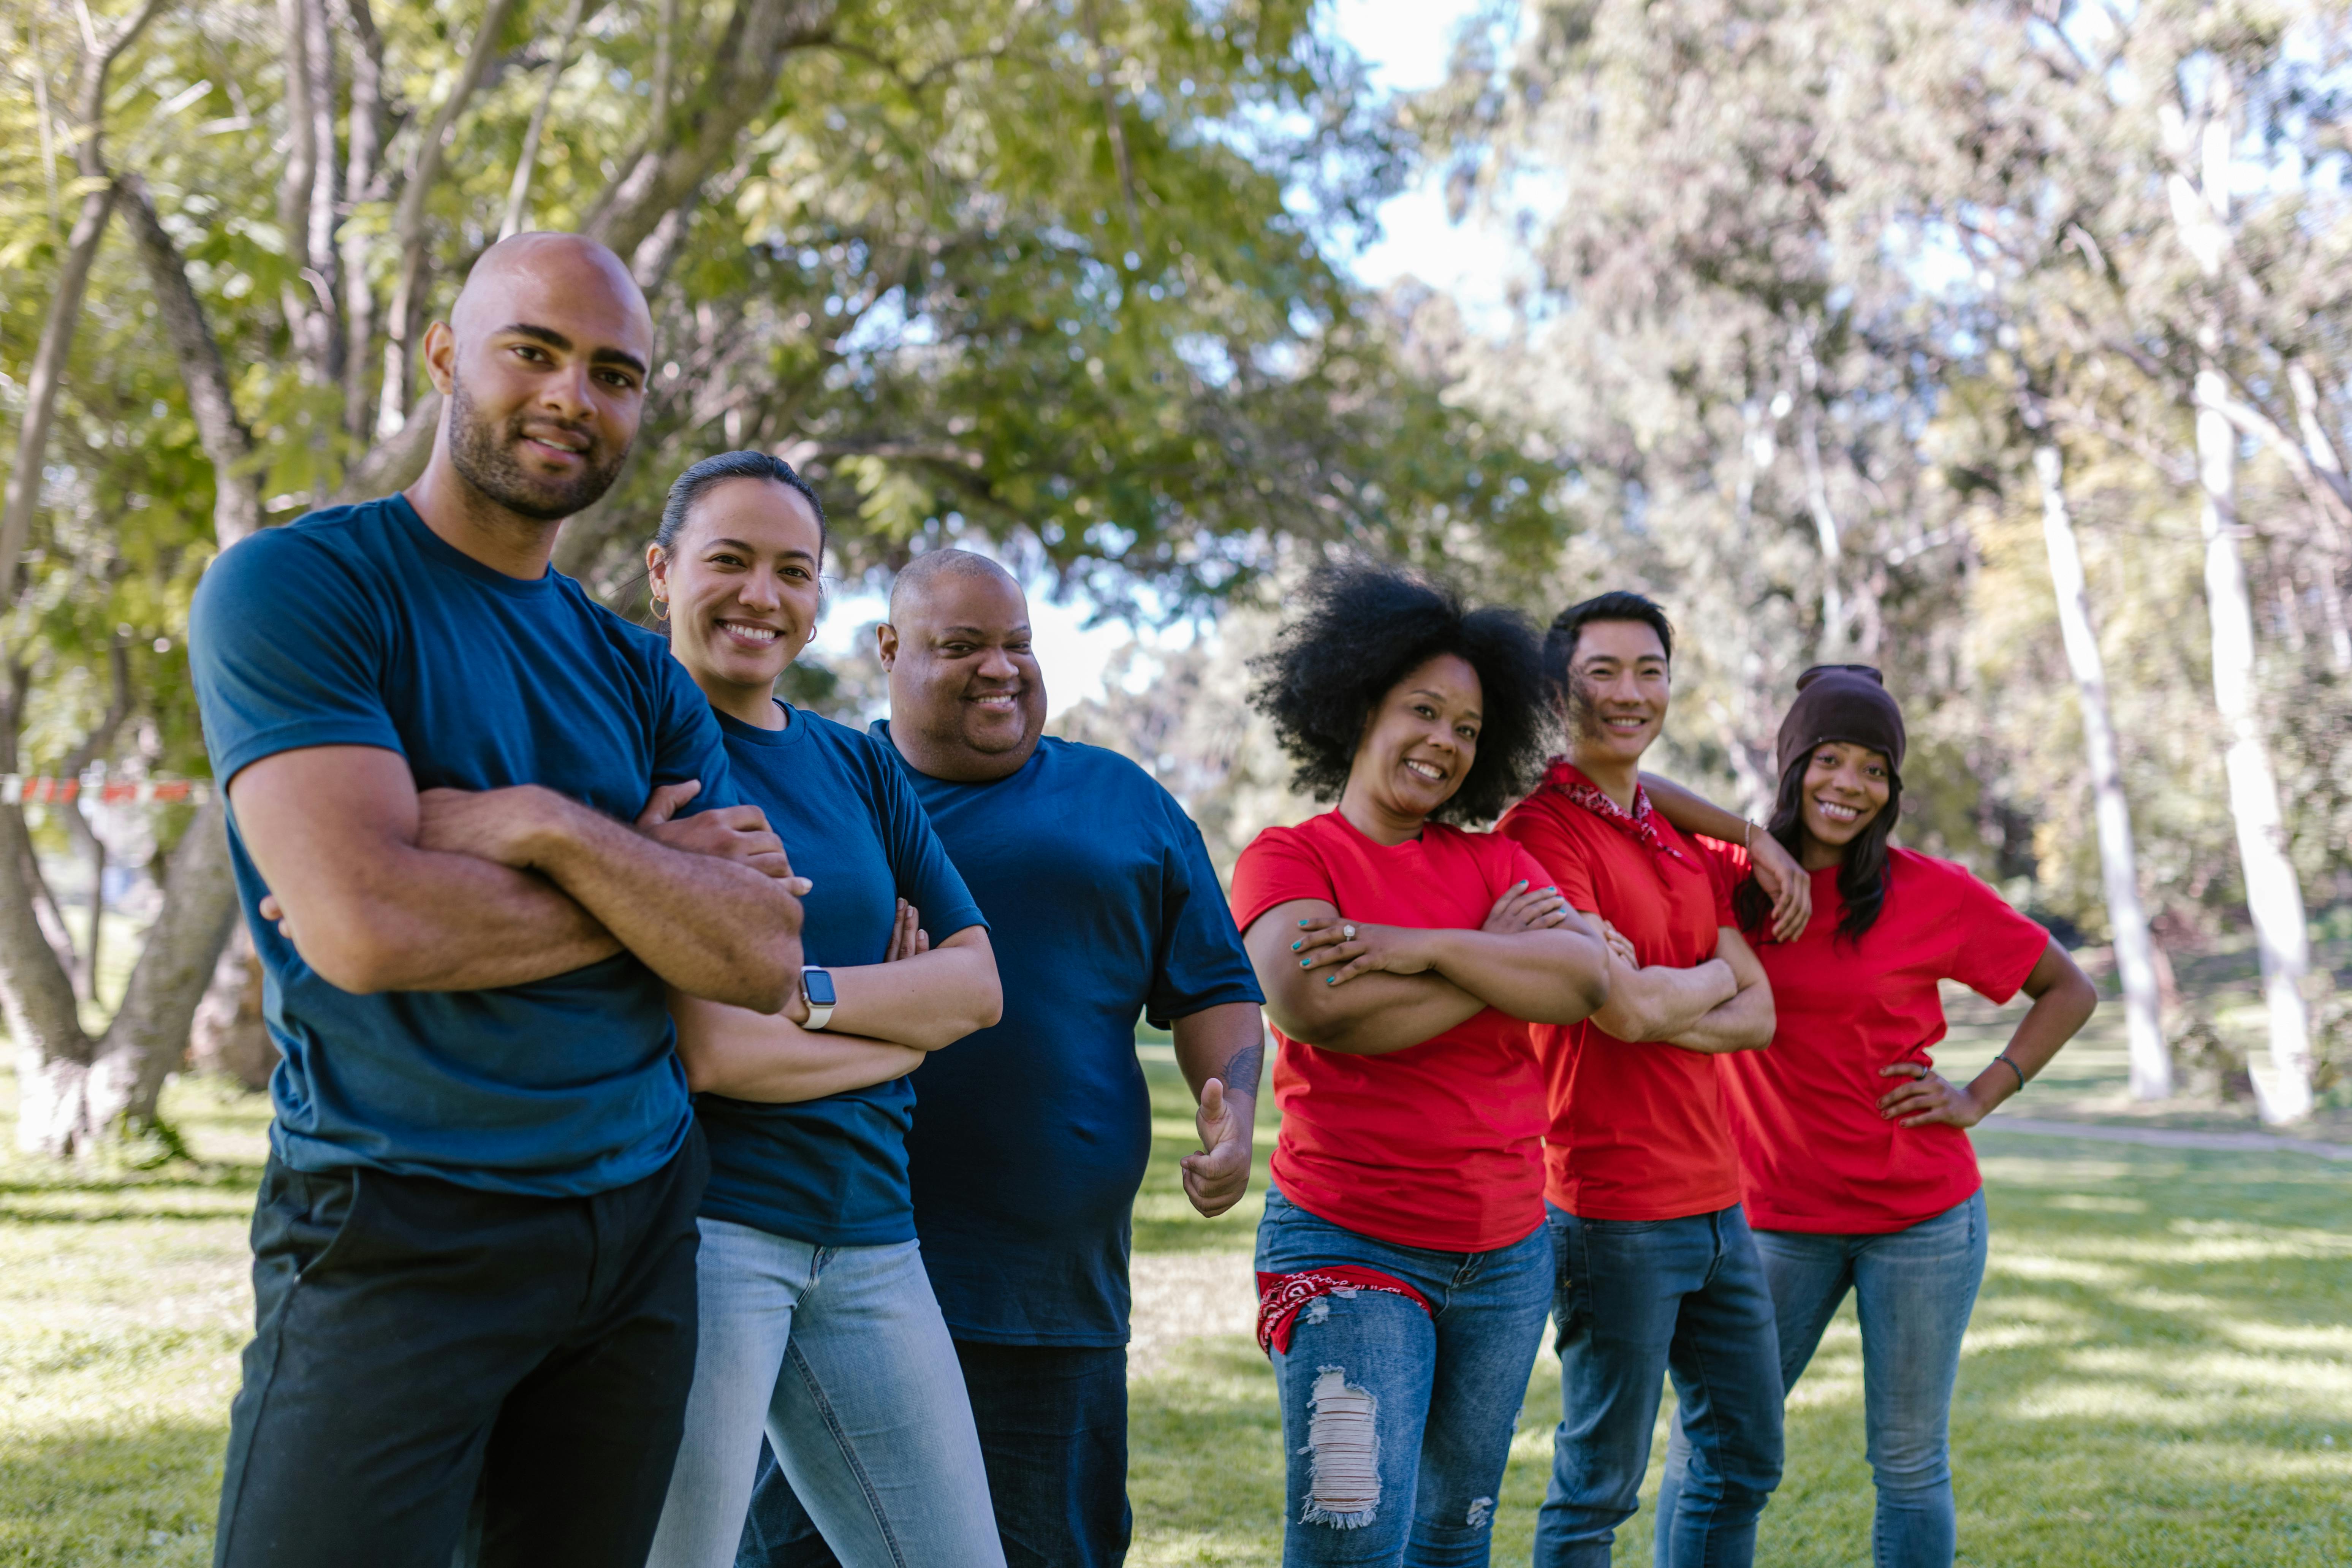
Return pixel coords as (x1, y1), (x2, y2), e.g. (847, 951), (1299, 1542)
(1776, 665), (1906, 782)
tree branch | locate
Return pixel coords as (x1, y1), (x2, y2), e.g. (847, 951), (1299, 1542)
(120, 174), (264, 546)
(374, 0), (524, 437)
(582, 0), (837, 279)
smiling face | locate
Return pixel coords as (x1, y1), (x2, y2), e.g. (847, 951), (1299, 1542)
(648, 477), (823, 719)
(1342, 653), (1483, 829)
(427, 235), (654, 522)
(1564, 617), (1670, 767)
(1797, 740), (1893, 856)
(879, 564), (1047, 782)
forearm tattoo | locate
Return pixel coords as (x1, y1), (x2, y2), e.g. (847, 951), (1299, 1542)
(1218, 1041), (1265, 1100)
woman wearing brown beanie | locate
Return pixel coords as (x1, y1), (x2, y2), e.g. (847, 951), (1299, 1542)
(1648, 665), (2098, 1568)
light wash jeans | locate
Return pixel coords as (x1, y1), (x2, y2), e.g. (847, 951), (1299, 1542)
(1661, 1190), (1988, 1568)
(645, 1219), (1005, 1568)
(1254, 1185), (1554, 1568)
(1537, 1203), (1784, 1568)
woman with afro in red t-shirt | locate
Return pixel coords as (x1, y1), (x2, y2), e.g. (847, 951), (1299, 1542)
(1648, 666), (2099, 1568)
(1231, 562), (1613, 1567)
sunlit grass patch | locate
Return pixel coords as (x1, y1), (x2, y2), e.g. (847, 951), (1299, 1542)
(3, 1050), (2349, 1565)
(1127, 1065), (2352, 1566)
(0, 1071), (265, 1567)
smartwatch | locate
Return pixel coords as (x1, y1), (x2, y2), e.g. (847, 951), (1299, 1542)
(799, 965), (836, 1031)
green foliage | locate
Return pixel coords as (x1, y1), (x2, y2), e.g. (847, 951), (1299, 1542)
(2, 0), (1574, 810)
(1410, 0), (2352, 945)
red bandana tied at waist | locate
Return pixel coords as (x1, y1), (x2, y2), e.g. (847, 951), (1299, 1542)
(1255, 1268), (1435, 1357)
(1540, 757), (1688, 865)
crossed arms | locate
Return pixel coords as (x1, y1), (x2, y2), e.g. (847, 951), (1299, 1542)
(1244, 882), (1612, 1057)
(1585, 917), (1774, 1054)
(674, 898), (1002, 1102)
(231, 745), (805, 1011)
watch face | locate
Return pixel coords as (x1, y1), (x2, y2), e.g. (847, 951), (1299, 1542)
(803, 968), (837, 1007)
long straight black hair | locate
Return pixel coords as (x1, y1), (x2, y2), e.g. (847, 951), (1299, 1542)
(1733, 748), (1902, 944)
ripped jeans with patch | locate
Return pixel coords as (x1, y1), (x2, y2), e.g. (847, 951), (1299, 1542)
(1254, 1185), (1554, 1566)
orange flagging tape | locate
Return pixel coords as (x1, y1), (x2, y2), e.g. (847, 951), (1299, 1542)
(0, 776), (212, 806)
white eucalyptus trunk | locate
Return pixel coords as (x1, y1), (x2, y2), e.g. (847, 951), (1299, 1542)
(2034, 443), (2168, 1098)
(2195, 369), (2314, 1122)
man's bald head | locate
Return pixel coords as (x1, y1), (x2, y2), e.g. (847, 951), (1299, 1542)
(887, 549), (1022, 622)
(418, 233), (653, 527)
(877, 550), (1045, 782)
(450, 233), (654, 353)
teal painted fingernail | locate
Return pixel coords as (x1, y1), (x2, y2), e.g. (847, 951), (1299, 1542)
(1291, 941), (1302, 951)
(1298, 919), (1310, 927)
(1299, 958), (1310, 967)
(1325, 975), (1337, 985)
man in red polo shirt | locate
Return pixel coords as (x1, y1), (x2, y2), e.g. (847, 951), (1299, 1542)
(1497, 591), (1783, 1568)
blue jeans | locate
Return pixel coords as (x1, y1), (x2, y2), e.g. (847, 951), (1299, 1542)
(738, 1340), (1132, 1568)
(1537, 1204), (1783, 1568)
(1663, 1190), (1988, 1568)
(645, 1220), (1003, 1568)
(1254, 1186), (1554, 1567)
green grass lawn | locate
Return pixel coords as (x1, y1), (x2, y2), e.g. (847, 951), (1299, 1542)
(3, 1014), (2349, 1566)
(1126, 1012), (2352, 1567)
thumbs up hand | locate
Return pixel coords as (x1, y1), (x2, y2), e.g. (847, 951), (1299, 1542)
(1181, 1077), (1252, 1218)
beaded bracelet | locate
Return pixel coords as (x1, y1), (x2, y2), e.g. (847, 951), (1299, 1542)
(1994, 1053), (2027, 1091)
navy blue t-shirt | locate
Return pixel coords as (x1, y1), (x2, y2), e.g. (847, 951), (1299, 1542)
(696, 703), (984, 1247)
(189, 494), (739, 1196)
(879, 726), (1264, 1345)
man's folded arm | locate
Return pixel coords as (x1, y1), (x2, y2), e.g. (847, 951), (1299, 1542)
(231, 745), (622, 993)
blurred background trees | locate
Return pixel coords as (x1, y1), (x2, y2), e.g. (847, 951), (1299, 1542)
(2, 0), (2345, 1144)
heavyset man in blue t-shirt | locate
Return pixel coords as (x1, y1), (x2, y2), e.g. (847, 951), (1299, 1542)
(739, 551), (1268, 1568)
(188, 235), (808, 1568)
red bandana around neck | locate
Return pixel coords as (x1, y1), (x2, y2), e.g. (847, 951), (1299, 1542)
(1541, 757), (1689, 864)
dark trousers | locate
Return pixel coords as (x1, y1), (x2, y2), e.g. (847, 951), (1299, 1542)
(213, 1131), (707, 1568)
(737, 1338), (1132, 1568)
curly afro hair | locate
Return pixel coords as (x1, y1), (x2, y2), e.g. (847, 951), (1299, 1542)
(1249, 560), (1550, 825)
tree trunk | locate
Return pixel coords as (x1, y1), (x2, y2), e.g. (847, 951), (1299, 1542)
(189, 919), (272, 1091)
(0, 0), (168, 594)
(2033, 440), (2169, 1098)
(0, 181), (121, 597)
(121, 178), (264, 545)
(337, 389), (442, 505)
(1792, 332), (1845, 660)
(500, 0), (592, 241)
(84, 798), (242, 1127)
(338, 0), (390, 446)
(2195, 366), (2314, 1122)
(375, 0), (524, 438)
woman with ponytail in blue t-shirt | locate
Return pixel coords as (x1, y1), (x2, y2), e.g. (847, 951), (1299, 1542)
(639, 452), (1007, 1568)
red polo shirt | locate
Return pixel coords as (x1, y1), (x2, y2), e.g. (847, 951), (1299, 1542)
(1706, 844), (2050, 1233)
(1496, 772), (1743, 1221)
(1231, 811), (1554, 1252)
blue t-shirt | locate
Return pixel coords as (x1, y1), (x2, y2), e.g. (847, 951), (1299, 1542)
(878, 726), (1264, 1345)
(188, 494), (739, 1196)
(696, 703), (985, 1247)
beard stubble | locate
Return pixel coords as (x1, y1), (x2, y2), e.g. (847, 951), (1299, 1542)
(445, 370), (630, 522)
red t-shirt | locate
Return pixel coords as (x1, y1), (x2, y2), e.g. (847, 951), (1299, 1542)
(1495, 774), (1744, 1221)
(1709, 845), (2051, 1233)
(1231, 811), (1554, 1253)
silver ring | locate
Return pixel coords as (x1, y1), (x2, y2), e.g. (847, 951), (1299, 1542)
(1342, 924), (1356, 941)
